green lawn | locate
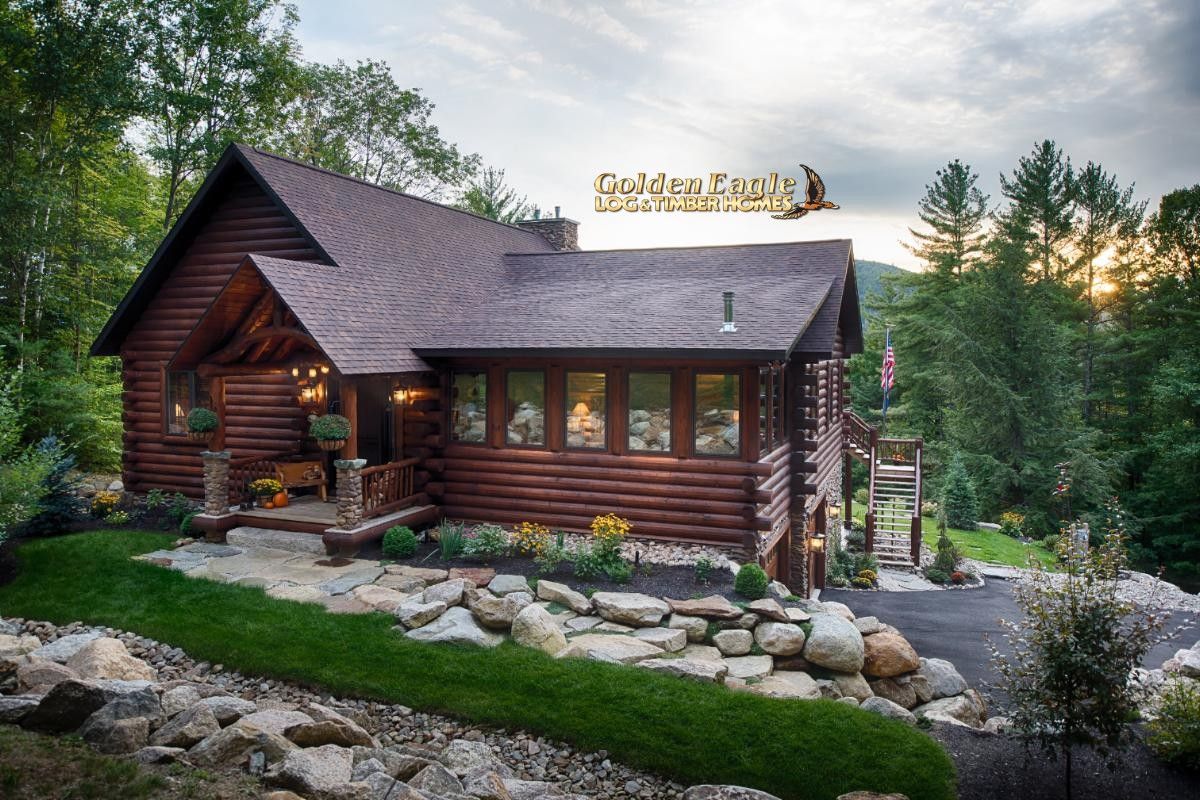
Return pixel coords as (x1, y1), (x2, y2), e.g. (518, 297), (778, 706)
(0, 531), (957, 800)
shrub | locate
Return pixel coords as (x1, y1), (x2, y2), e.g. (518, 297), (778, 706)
(940, 454), (978, 530)
(853, 487), (869, 505)
(857, 569), (877, 583)
(590, 513), (630, 558)
(1147, 678), (1200, 770)
(950, 571), (966, 585)
(186, 407), (218, 433)
(845, 521), (866, 550)
(249, 478), (282, 498)
(165, 492), (192, 527)
(463, 524), (508, 560)
(91, 491), (121, 517)
(999, 510), (1025, 539)
(1043, 533), (1061, 552)
(604, 560), (633, 584)
(924, 567), (949, 584)
(511, 521), (550, 556)
(179, 512), (199, 536)
(921, 500), (939, 517)
(852, 552), (880, 576)
(734, 563), (769, 599)
(694, 556), (714, 585)
(309, 413), (351, 441)
(22, 436), (84, 537)
(571, 547), (606, 580)
(534, 542), (568, 575)
(383, 526), (419, 559)
(436, 521), (466, 560)
(851, 576), (873, 589)
(146, 489), (167, 510)
(104, 510), (130, 526)
(933, 514), (959, 574)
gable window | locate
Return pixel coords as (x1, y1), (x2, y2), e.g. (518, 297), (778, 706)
(565, 371), (607, 449)
(694, 372), (741, 456)
(628, 371), (671, 452)
(450, 370), (487, 443)
(506, 370), (545, 446)
(165, 371), (211, 435)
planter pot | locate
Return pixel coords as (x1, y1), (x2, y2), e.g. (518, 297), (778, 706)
(187, 430), (214, 443)
(317, 438), (346, 452)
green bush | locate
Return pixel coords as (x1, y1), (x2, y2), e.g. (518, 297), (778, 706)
(845, 521), (866, 549)
(604, 560), (633, 584)
(940, 454), (978, 530)
(383, 526), (419, 559)
(851, 576), (873, 589)
(853, 487), (869, 505)
(925, 567), (949, 584)
(22, 436), (84, 537)
(310, 413), (351, 441)
(571, 547), (606, 580)
(694, 556), (713, 585)
(999, 510), (1025, 539)
(932, 515), (959, 574)
(179, 512), (198, 536)
(186, 407), (218, 433)
(734, 563), (769, 599)
(852, 551), (880, 576)
(534, 543), (568, 575)
(436, 521), (466, 560)
(463, 524), (508, 560)
(1043, 533), (1061, 552)
(1147, 678), (1200, 770)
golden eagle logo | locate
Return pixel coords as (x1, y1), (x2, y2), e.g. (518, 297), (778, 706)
(772, 164), (840, 220)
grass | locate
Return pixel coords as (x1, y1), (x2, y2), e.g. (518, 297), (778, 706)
(0, 530), (957, 800)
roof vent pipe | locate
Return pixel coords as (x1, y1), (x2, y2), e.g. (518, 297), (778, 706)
(721, 291), (737, 332)
(554, 205), (561, 218)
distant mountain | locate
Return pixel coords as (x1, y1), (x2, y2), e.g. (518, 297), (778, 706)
(854, 259), (905, 304)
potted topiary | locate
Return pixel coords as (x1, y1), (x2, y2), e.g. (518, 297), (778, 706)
(310, 413), (351, 451)
(186, 407), (219, 443)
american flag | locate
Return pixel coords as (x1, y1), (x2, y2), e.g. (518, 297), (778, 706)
(881, 328), (895, 416)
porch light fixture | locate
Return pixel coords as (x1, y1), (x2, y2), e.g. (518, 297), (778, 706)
(320, 365), (330, 374)
(308, 367), (318, 379)
(828, 500), (841, 521)
(392, 385), (408, 405)
(810, 531), (826, 553)
(291, 367), (300, 378)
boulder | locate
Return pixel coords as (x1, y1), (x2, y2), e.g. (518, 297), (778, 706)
(815, 679), (842, 699)
(408, 763), (465, 795)
(536, 580), (593, 615)
(555, 634), (663, 664)
(439, 739), (506, 777)
(820, 601), (856, 622)
(862, 631), (920, 678)
(982, 716), (1011, 734)
(638, 658), (729, 684)
(750, 671), (820, 699)
(30, 631), (104, 663)
(869, 677), (918, 710)
(487, 574), (531, 596)
(722, 655), (774, 681)
(510, 604), (568, 655)
(666, 596), (743, 619)
(447, 567), (496, 586)
(187, 722), (295, 767)
(831, 672), (874, 702)
(0, 633), (42, 660)
(285, 719), (377, 748)
(237, 709), (315, 736)
(0, 695), (40, 724)
(502, 778), (571, 799)
(150, 703), (222, 747)
(405, 606), (506, 647)
(785, 607), (811, 624)
(713, 629), (753, 656)
(768, 580), (792, 601)
(917, 658), (968, 699)
(802, 614), (865, 673)
(591, 592), (670, 627)
(684, 787), (783, 800)
(350, 746), (432, 781)
(754, 622), (806, 656)
(351, 757), (387, 780)
(772, 653), (813, 672)
(79, 687), (163, 753)
(134, 746), (186, 765)
(22, 678), (116, 733)
(746, 599), (789, 622)
(350, 584), (410, 614)
(667, 614), (708, 643)
(15, 656), (78, 693)
(196, 695), (257, 725)
(717, 613), (761, 631)
(268, 744), (355, 796)
(384, 564), (447, 583)
(681, 644), (725, 662)
(1173, 647), (1200, 678)
(422, 578), (473, 607)
(837, 793), (910, 800)
(396, 599), (448, 630)
(307, 702), (373, 732)
(462, 768), (513, 800)
(861, 696), (917, 725)
(909, 674), (934, 705)
(66, 638), (156, 682)
(632, 627), (687, 652)
(374, 574), (427, 594)
(913, 689), (987, 729)
(468, 589), (533, 630)
(853, 616), (882, 635)
(161, 685), (202, 717)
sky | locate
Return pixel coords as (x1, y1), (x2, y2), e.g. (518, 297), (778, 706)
(292, 0), (1200, 268)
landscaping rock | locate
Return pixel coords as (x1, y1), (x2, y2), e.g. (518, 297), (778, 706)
(746, 598), (789, 622)
(187, 722), (295, 767)
(591, 592), (670, 627)
(713, 629), (753, 656)
(440, 739), (505, 777)
(510, 604), (568, 655)
(384, 564), (447, 583)
(917, 657), (968, 699)
(78, 687), (162, 753)
(196, 695), (257, 725)
(667, 613), (708, 643)
(467, 589), (533, 630)
(831, 672), (874, 702)
(913, 690), (987, 729)
(161, 685), (202, 717)
(666, 595), (743, 619)
(350, 584), (410, 614)
(151, 703), (221, 747)
(555, 634), (663, 664)
(821, 601), (856, 622)
(396, 599), (448, 629)
(238, 709), (315, 735)
(462, 768), (513, 800)
(268, 743), (355, 796)
(408, 763), (465, 795)
(861, 696), (917, 725)
(536, 580), (593, 615)
(134, 745), (185, 765)
(0, 633), (43, 660)
(448, 567), (496, 586)
(422, 578), (473, 607)
(785, 607), (811, 623)
(350, 747), (432, 781)
(680, 643), (724, 661)
(266, 584), (328, 604)
(374, 574), (426, 594)
(909, 674), (934, 705)
(754, 622), (806, 656)
(487, 574), (531, 596)
(66, 638), (156, 682)
(285, 719), (377, 748)
(22, 678), (115, 732)
(684, 786), (783, 800)
(869, 677), (918, 710)
(405, 606), (505, 647)
(317, 566), (384, 596)
(0, 695), (40, 723)
(853, 616), (882, 635)
(351, 757), (386, 780)
(638, 658), (729, 684)
(802, 614), (865, 673)
(750, 672), (821, 699)
(717, 613), (761, 631)
(595, 621), (635, 633)
(722, 655), (774, 681)
(632, 626), (687, 652)
(502, 778), (570, 799)
(15, 656), (78, 693)
(862, 631), (920, 678)
(1172, 647), (1200, 678)
(29, 631), (103, 663)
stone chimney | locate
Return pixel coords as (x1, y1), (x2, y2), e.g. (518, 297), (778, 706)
(516, 205), (580, 251)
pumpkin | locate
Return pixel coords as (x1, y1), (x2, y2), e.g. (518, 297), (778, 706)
(273, 491), (289, 508)
(263, 501), (275, 509)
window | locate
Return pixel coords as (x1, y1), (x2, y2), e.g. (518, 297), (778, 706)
(565, 371), (607, 449)
(506, 370), (545, 446)
(165, 371), (211, 435)
(759, 366), (786, 452)
(628, 372), (671, 452)
(694, 372), (741, 456)
(450, 370), (487, 443)
(772, 367), (785, 446)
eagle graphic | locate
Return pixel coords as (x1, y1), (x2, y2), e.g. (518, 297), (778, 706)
(772, 165), (840, 220)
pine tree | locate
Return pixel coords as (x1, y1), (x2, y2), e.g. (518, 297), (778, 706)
(998, 140), (1075, 282)
(940, 454), (979, 530)
(905, 159), (989, 277)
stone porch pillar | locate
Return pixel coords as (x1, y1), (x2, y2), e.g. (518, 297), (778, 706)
(201, 451), (232, 516)
(334, 458), (367, 529)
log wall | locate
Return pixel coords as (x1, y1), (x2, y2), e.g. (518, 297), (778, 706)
(120, 178), (321, 495)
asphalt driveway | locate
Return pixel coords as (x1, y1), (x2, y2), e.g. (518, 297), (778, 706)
(822, 579), (1199, 710)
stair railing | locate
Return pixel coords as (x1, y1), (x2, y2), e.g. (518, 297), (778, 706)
(910, 438), (924, 563)
(865, 426), (878, 555)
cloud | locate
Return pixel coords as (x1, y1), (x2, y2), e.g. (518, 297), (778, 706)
(525, 0), (649, 51)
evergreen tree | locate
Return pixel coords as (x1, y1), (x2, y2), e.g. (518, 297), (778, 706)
(456, 166), (534, 223)
(998, 140), (1075, 282)
(905, 159), (989, 277)
(940, 454), (979, 530)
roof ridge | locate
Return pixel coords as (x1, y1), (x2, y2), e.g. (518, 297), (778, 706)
(235, 144), (554, 246)
(504, 238), (852, 257)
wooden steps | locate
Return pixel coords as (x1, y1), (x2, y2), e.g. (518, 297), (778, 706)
(843, 411), (923, 567)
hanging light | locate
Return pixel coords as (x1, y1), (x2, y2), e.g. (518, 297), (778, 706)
(320, 365), (330, 374)
(810, 532), (826, 553)
(291, 367), (300, 378)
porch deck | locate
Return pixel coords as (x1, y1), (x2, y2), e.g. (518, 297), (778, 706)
(238, 495), (336, 528)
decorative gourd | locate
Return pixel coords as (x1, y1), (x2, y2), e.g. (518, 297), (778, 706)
(263, 501), (275, 509)
(273, 491), (289, 508)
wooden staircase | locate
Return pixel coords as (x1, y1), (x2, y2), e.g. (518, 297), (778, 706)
(844, 411), (923, 567)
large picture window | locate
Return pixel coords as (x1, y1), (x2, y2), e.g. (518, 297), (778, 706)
(165, 371), (210, 435)
(450, 370), (488, 443)
(694, 372), (741, 456)
(628, 372), (672, 452)
(506, 370), (545, 446)
(565, 371), (606, 449)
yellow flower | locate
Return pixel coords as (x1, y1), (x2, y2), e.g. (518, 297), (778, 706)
(590, 513), (631, 552)
(512, 521), (550, 556)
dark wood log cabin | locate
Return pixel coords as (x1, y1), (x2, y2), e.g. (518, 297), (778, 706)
(93, 144), (869, 591)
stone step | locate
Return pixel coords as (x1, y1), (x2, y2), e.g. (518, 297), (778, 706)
(226, 527), (328, 555)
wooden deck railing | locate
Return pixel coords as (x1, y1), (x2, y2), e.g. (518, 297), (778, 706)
(361, 457), (419, 520)
(844, 410), (875, 455)
(228, 451), (291, 508)
(877, 437), (918, 468)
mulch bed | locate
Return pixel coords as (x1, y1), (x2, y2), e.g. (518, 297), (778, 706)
(932, 722), (1197, 800)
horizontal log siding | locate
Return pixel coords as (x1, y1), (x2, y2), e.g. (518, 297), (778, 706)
(120, 179), (320, 496)
(797, 330), (848, 513)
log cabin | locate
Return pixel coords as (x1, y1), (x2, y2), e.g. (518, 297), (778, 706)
(93, 143), (922, 593)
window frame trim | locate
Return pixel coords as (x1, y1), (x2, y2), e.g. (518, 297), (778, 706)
(504, 367), (549, 450)
(448, 368), (490, 447)
(690, 370), (743, 459)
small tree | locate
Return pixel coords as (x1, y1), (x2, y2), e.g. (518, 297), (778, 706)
(940, 454), (978, 530)
(990, 499), (1167, 799)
